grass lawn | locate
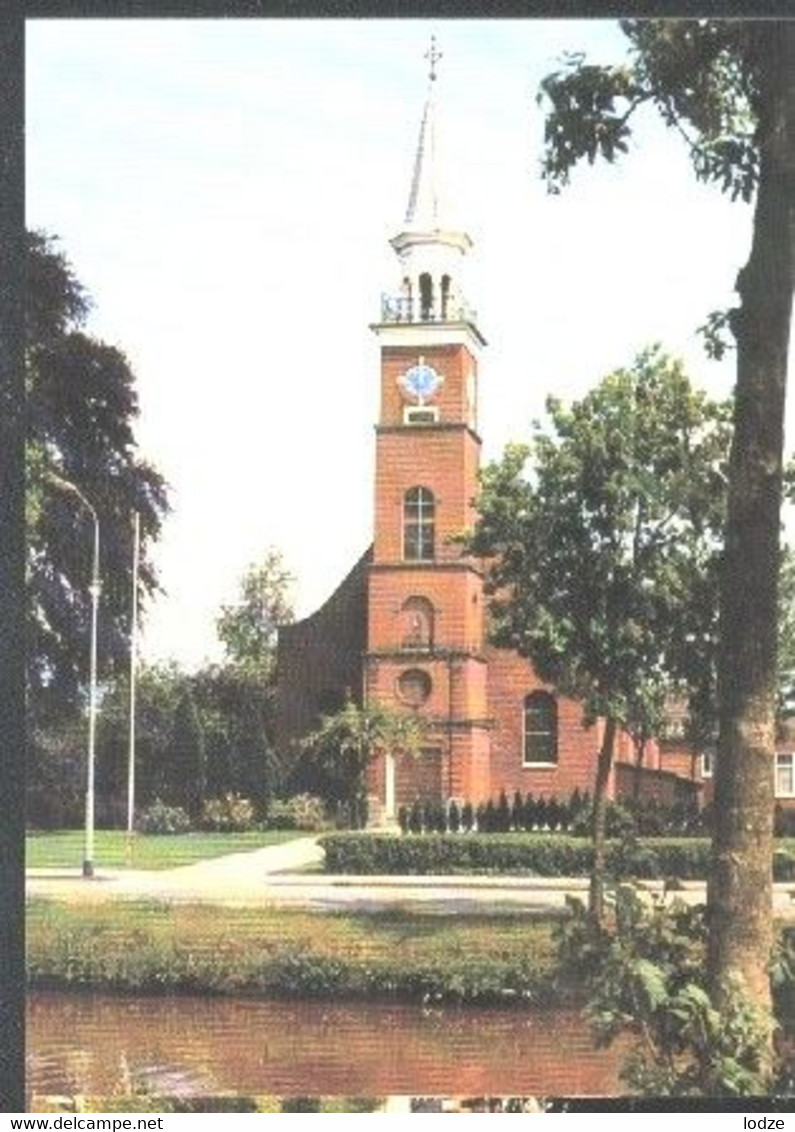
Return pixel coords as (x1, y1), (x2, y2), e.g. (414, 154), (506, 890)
(26, 898), (561, 1004)
(25, 829), (305, 871)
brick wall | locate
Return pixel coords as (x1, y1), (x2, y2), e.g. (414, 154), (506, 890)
(484, 644), (611, 802)
(368, 566), (484, 654)
(379, 342), (478, 429)
(373, 428), (480, 564)
(614, 763), (701, 805)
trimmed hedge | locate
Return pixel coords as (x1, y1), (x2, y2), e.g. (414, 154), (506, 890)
(321, 833), (795, 882)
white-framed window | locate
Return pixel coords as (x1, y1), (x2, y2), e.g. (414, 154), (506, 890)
(403, 486), (435, 561)
(404, 405), (439, 425)
(701, 749), (715, 778)
(776, 753), (795, 798)
(523, 692), (558, 766)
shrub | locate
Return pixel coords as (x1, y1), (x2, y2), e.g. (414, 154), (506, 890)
(569, 799), (637, 838)
(511, 790), (524, 831)
(555, 886), (775, 1096)
(447, 799), (461, 834)
(318, 832), (741, 879)
(397, 805), (410, 834)
(546, 796), (561, 832)
(424, 799), (446, 834)
(200, 793), (256, 833)
(266, 793), (327, 832)
(408, 799), (423, 834)
(320, 833), (594, 876)
(461, 801), (474, 833)
(522, 793), (536, 832)
(136, 800), (191, 835)
(495, 790), (511, 832)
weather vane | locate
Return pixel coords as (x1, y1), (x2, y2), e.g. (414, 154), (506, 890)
(425, 34), (442, 82)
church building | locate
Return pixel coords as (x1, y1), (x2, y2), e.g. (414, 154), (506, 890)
(276, 42), (709, 823)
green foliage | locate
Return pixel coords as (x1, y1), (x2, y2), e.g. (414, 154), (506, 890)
(297, 699), (428, 822)
(472, 349), (730, 739)
(190, 663), (283, 810)
(216, 549), (294, 680)
(556, 886), (778, 1095)
(266, 793), (327, 832)
(318, 832), (756, 880)
(166, 690), (206, 817)
(496, 790), (511, 832)
(539, 21), (760, 202)
(136, 800), (192, 836)
(200, 793), (256, 833)
(93, 660), (283, 829)
(26, 828), (299, 869)
(26, 900), (559, 1007)
(408, 798), (423, 835)
(26, 231), (169, 709)
(471, 349), (729, 919)
(26, 718), (85, 829)
(448, 798), (461, 834)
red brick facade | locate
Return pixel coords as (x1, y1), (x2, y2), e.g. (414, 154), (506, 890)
(274, 71), (795, 822)
(275, 319), (703, 819)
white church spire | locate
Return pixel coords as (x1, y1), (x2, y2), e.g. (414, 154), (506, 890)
(378, 36), (479, 332)
(404, 36), (442, 230)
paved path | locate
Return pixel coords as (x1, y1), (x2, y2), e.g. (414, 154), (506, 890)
(26, 837), (795, 917)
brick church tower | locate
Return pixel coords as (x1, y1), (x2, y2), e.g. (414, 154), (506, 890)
(277, 41), (708, 822)
(365, 40), (491, 820)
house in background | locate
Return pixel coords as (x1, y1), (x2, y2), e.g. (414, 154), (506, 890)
(276, 44), (793, 823)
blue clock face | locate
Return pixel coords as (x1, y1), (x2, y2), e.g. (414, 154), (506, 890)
(399, 362), (443, 403)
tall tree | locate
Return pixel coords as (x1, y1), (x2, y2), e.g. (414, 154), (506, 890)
(26, 230), (169, 709)
(190, 663), (283, 809)
(165, 689), (206, 818)
(216, 549), (294, 680)
(538, 17), (794, 1023)
(470, 349), (730, 921)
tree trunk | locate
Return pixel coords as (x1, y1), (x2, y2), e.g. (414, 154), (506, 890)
(708, 25), (795, 1021)
(589, 716), (617, 925)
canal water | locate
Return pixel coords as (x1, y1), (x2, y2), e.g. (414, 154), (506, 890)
(27, 991), (626, 1101)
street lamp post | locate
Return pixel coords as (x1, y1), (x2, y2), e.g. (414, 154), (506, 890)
(49, 474), (100, 878)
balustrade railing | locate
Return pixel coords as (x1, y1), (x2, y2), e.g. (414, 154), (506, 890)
(380, 294), (477, 325)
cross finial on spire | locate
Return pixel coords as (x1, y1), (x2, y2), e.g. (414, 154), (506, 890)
(425, 34), (442, 82)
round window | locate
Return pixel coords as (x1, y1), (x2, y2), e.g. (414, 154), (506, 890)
(397, 668), (432, 707)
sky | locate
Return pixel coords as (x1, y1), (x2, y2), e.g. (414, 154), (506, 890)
(26, 18), (792, 671)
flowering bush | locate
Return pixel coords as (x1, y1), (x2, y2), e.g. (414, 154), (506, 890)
(267, 793), (326, 831)
(136, 799), (192, 835)
(201, 793), (256, 833)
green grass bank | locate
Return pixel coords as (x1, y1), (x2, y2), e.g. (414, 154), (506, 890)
(26, 898), (563, 1006)
(26, 829), (302, 871)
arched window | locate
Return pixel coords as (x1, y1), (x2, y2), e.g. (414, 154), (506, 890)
(440, 274), (451, 319)
(419, 273), (433, 321)
(401, 276), (413, 321)
(523, 692), (558, 765)
(399, 595), (435, 649)
(403, 487), (435, 561)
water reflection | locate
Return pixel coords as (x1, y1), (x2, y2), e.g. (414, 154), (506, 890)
(28, 991), (625, 1100)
